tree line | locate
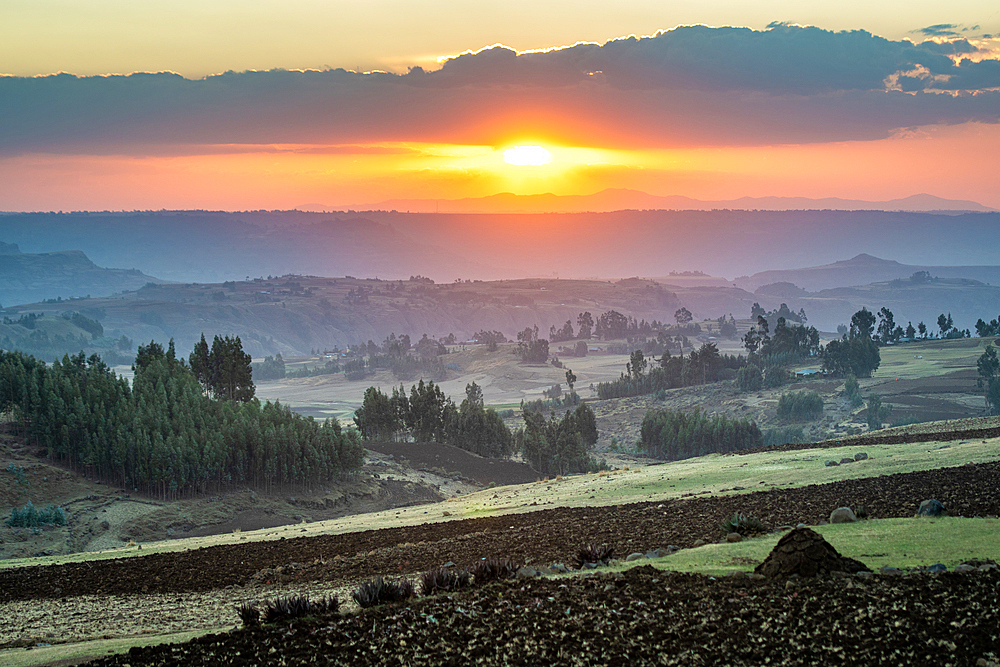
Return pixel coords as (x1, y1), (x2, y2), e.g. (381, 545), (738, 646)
(354, 381), (515, 459)
(0, 341), (363, 500)
(640, 408), (762, 461)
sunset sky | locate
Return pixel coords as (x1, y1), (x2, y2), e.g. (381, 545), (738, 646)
(2, 1), (999, 211)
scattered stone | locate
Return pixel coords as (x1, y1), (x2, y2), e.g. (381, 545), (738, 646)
(879, 566), (902, 575)
(549, 563), (569, 574)
(839, 458), (855, 465)
(645, 548), (661, 559)
(954, 564), (976, 573)
(854, 452), (868, 461)
(796, 523), (808, 529)
(825, 460), (839, 467)
(692, 539), (707, 548)
(928, 563), (947, 573)
(829, 507), (857, 524)
(625, 552), (645, 562)
(729, 570), (746, 579)
(516, 566), (539, 578)
(754, 527), (870, 579)
(726, 532), (743, 543)
(918, 499), (947, 517)
(442, 511), (451, 517)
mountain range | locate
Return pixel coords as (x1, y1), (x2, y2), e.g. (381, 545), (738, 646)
(309, 190), (997, 215)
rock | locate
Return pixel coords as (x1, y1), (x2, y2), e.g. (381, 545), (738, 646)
(839, 457), (855, 465)
(549, 563), (569, 573)
(626, 552), (645, 562)
(918, 499), (947, 517)
(829, 507), (857, 524)
(645, 548), (661, 559)
(516, 566), (539, 578)
(825, 460), (839, 467)
(692, 539), (707, 548)
(927, 563), (947, 573)
(726, 532), (743, 543)
(754, 527), (870, 579)
(879, 566), (902, 575)
(854, 452), (868, 461)
(954, 564), (976, 573)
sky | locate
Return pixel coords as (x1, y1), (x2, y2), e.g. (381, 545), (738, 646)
(2, 1), (999, 211)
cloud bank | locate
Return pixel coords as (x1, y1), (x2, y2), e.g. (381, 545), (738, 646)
(2, 24), (998, 155)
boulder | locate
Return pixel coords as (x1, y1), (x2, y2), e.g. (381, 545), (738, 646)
(854, 452), (868, 461)
(754, 527), (870, 579)
(825, 460), (839, 467)
(829, 507), (857, 524)
(839, 457), (855, 465)
(917, 499), (947, 517)
(625, 552), (645, 562)
(726, 532), (743, 543)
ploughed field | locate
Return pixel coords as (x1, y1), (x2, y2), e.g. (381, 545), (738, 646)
(3, 447), (1000, 665)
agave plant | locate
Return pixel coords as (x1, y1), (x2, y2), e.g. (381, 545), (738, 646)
(235, 601), (260, 628)
(261, 595), (340, 623)
(352, 576), (416, 608)
(719, 511), (767, 537)
(420, 567), (472, 596)
(575, 543), (615, 569)
(470, 558), (519, 585)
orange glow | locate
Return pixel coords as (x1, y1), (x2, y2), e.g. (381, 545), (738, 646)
(1, 123), (999, 211)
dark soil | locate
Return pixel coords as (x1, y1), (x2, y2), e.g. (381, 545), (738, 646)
(87, 566), (1000, 666)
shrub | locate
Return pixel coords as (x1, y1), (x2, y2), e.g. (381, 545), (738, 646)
(843, 374), (863, 407)
(470, 558), (519, 585)
(352, 577), (414, 608)
(719, 512), (767, 537)
(575, 543), (615, 568)
(419, 567), (472, 596)
(776, 390), (824, 421)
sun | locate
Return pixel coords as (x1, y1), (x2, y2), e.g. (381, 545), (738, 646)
(503, 145), (552, 166)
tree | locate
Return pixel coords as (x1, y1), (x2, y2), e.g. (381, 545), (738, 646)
(627, 350), (647, 378)
(850, 308), (876, 340)
(573, 341), (588, 357)
(565, 369), (577, 392)
(937, 313), (954, 337)
(190, 334), (255, 402)
(918, 321), (927, 339)
(354, 387), (399, 440)
(674, 307), (693, 326)
(977, 345), (1000, 413)
(577, 312), (594, 339)
(877, 307), (896, 345)
(821, 308), (881, 378)
(905, 322), (916, 340)
(866, 394), (891, 430)
(465, 381), (484, 408)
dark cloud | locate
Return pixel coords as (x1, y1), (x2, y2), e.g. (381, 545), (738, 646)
(917, 24), (962, 37)
(1, 25), (998, 156)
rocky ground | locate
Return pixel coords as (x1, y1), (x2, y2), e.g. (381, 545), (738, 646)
(2, 456), (999, 665)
